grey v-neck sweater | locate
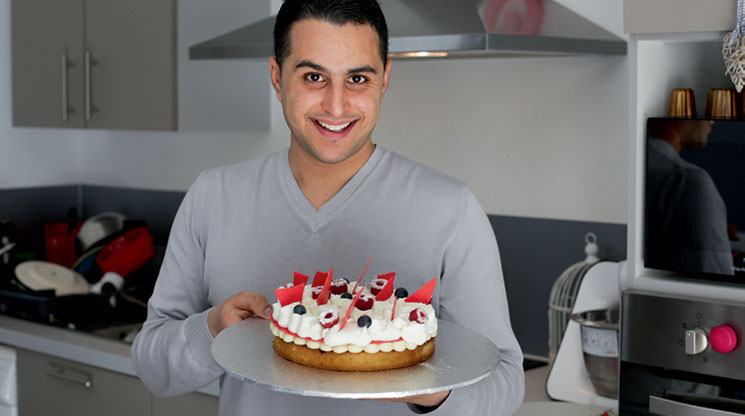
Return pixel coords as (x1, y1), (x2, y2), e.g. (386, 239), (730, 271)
(131, 146), (524, 416)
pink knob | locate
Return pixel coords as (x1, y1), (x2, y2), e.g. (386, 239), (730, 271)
(710, 325), (738, 354)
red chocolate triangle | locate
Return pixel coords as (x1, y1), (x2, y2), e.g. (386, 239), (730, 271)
(316, 269), (333, 305)
(293, 271), (309, 287)
(351, 256), (372, 294)
(275, 284), (304, 307)
(311, 271), (328, 287)
(377, 272), (395, 281)
(339, 284), (365, 331)
(375, 276), (395, 301)
(405, 277), (438, 304)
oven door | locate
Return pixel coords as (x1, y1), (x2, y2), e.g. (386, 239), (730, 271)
(620, 361), (745, 415)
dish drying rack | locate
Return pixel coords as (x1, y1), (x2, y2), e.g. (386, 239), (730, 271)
(547, 232), (599, 362)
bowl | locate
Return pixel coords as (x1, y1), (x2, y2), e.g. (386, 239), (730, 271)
(77, 212), (126, 252)
(570, 308), (619, 398)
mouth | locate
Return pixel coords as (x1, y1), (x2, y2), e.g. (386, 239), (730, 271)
(313, 119), (356, 135)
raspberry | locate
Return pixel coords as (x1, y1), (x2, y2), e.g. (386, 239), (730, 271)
(311, 286), (322, 299)
(278, 283), (294, 290)
(369, 278), (388, 296)
(356, 294), (374, 311)
(409, 308), (428, 324)
(330, 278), (349, 295)
(318, 308), (339, 328)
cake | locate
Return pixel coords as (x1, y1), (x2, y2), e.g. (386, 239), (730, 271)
(270, 268), (438, 371)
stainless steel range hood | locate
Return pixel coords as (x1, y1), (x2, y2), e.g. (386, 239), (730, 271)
(189, 0), (626, 60)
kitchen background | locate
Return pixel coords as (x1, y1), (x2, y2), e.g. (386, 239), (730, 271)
(0, 0), (628, 359)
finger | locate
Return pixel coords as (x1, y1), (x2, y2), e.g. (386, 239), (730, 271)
(230, 291), (273, 319)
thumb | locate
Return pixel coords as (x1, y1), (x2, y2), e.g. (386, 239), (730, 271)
(232, 291), (273, 319)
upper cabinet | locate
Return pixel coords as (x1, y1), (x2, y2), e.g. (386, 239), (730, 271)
(11, 0), (177, 130)
(624, 0), (736, 34)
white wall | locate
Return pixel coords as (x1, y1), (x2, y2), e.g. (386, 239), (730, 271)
(0, 0), (628, 224)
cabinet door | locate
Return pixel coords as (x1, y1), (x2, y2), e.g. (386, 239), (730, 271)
(11, 0), (85, 128)
(16, 349), (151, 416)
(152, 392), (219, 416)
(85, 0), (177, 130)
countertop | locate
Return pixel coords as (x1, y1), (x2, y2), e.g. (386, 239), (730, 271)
(0, 314), (219, 396)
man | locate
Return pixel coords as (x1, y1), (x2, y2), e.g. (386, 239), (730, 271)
(131, 0), (524, 414)
(645, 119), (733, 276)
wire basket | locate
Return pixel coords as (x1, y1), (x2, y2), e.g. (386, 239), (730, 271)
(547, 232), (599, 362)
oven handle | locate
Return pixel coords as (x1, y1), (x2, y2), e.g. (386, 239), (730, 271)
(649, 395), (742, 416)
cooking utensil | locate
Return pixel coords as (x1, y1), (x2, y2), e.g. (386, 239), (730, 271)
(14, 261), (90, 296)
(44, 221), (82, 268)
(77, 212), (126, 252)
(706, 88), (737, 119)
(96, 227), (154, 278)
(667, 88), (697, 118)
(570, 308), (619, 399)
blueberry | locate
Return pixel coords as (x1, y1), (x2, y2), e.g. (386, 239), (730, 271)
(293, 304), (306, 315)
(357, 315), (372, 328)
(342, 277), (350, 284)
(340, 292), (353, 300)
(394, 287), (409, 298)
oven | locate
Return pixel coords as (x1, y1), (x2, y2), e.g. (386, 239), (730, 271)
(619, 290), (745, 415)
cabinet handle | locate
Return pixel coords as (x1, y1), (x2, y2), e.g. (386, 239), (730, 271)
(46, 368), (93, 388)
(84, 51), (91, 121)
(61, 53), (68, 121)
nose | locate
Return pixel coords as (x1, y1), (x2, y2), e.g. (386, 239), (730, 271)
(322, 82), (349, 117)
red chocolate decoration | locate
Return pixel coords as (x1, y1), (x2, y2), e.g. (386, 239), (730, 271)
(275, 284), (304, 307)
(311, 271), (328, 287)
(339, 284), (365, 330)
(405, 277), (438, 304)
(351, 256), (372, 295)
(316, 269), (333, 305)
(375, 277), (395, 301)
(390, 297), (398, 321)
(293, 271), (309, 287)
(377, 272), (395, 281)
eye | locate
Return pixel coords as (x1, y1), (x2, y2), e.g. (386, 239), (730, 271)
(348, 74), (368, 84)
(304, 73), (325, 83)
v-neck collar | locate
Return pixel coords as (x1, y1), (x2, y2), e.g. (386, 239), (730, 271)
(277, 146), (386, 233)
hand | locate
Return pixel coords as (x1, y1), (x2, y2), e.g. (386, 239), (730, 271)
(207, 291), (272, 336)
(374, 389), (450, 408)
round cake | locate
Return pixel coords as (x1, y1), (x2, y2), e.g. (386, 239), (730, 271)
(270, 272), (438, 371)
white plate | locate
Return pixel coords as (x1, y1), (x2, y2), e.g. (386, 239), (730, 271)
(15, 261), (90, 295)
(212, 318), (500, 399)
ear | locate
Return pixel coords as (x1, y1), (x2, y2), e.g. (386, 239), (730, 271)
(382, 58), (392, 95)
(269, 56), (283, 101)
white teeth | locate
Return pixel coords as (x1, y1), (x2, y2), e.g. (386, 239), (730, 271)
(318, 120), (352, 132)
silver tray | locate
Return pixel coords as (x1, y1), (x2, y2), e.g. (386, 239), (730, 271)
(212, 318), (500, 399)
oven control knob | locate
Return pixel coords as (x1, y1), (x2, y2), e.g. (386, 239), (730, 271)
(710, 325), (738, 354)
(685, 327), (709, 355)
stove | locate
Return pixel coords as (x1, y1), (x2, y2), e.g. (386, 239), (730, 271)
(619, 290), (745, 415)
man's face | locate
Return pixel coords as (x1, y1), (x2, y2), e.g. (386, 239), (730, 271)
(270, 19), (391, 165)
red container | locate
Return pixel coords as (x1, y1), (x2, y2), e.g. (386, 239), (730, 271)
(44, 222), (82, 268)
(96, 227), (154, 278)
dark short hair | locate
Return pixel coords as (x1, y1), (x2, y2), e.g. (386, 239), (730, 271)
(273, 0), (389, 69)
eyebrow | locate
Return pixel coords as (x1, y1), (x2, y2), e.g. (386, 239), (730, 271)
(294, 60), (378, 75)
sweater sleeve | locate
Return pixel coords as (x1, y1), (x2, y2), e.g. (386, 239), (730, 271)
(130, 172), (224, 396)
(411, 187), (525, 416)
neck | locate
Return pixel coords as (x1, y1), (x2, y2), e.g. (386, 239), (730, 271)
(288, 142), (375, 210)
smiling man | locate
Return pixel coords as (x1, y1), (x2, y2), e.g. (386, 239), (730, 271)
(131, 1), (524, 415)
